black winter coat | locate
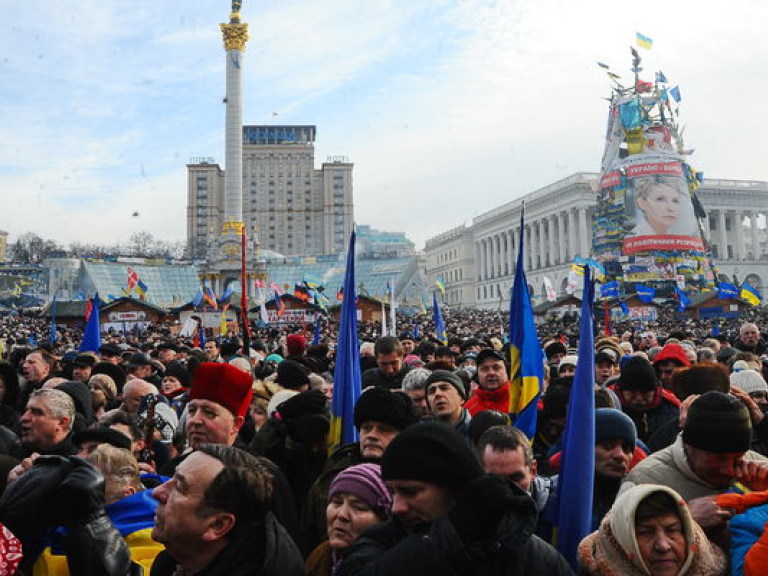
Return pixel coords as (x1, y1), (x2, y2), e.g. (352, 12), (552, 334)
(340, 499), (574, 576)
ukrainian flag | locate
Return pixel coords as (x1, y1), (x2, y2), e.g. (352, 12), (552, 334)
(435, 275), (446, 296)
(741, 282), (763, 306)
(433, 292), (447, 345)
(636, 32), (653, 50)
(508, 209), (544, 439)
(329, 231), (362, 454)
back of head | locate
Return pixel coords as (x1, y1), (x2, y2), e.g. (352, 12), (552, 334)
(683, 391), (752, 453)
(196, 444), (274, 540)
(671, 364), (730, 401)
(381, 421), (483, 489)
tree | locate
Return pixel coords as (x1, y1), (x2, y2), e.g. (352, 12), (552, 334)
(10, 233), (62, 263)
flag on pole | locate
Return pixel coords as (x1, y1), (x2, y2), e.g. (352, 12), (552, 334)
(435, 276), (446, 296)
(556, 266), (596, 570)
(420, 295), (428, 315)
(79, 294), (102, 353)
(741, 282), (763, 306)
(313, 314), (323, 346)
(50, 295), (58, 345)
(636, 32), (653, 50)
(192, 288), (204, 307)
(274, 292), (285, 317)
(433, 292), (447, 345)
(675, 286), (691, 312)
(220, 307), (229, 336)
(388, 279), (397, 337)
(126, 267), (139, 291)
(508, 208), (544, 439)
(329, 231), (362, 454)
(381, 300), (388, 336)
(636, 285), (656, 303)
(717, 282), (739, 300)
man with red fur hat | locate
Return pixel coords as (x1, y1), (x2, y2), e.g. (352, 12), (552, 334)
(159, 362), (252, 476)
(285, 333), (307, 361)
(652, 342), (691, 390)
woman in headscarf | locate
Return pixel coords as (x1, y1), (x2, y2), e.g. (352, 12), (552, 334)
(578, 484), (725, 575)
(305, 463), (391, 576)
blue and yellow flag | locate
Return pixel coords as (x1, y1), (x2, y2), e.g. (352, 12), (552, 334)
(329, 231), (362, 454)
(433, 292), (447, 344)
(508, 209), (544, 438)
(636, 32), (653, 50)
(419, 294), (428, 315)
(556, 266), (596, 570)
(741, 282), (763, 306)
(435, 276), (446, 296)
(717, 282), (739, 300)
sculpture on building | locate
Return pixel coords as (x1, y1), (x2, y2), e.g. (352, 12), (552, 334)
(591, 46), (715, 292)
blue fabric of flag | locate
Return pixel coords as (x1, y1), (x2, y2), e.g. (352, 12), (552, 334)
(433, 292), (447, 344)
(329, 231), (362, 453)
(717, 282), (739, 299)
(636, 284), (656, 303)
(79, 294), (102, 353)
(556, 267), (596, 569)
(508, 209), (544, 439)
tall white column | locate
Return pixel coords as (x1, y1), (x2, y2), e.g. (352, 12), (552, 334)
(547, 216), (557, 267)
(526, 226), (534, 270)
(567, 209), (576, 260)
(718, 210), (728, 260)
(578, 207), (589, 257)
(735, 211), (746, 261)
(557, 212), (566, 264)
(537, 220), (545, 269)
(751, 212), (760, 260)
(474, 242), (481, 281)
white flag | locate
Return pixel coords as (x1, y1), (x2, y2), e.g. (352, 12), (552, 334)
(543, 276), (557, 302)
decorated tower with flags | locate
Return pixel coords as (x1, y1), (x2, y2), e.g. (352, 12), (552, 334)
(591, 35), (717, 304)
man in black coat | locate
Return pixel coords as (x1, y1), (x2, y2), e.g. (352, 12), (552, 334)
(341, 422), (574, 576)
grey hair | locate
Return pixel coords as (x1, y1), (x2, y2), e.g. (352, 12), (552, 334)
(401, 368), (432, 393)
(30, 388), (76, 433)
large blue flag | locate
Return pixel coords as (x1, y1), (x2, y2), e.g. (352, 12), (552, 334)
(79, 294), (102, 353)
(556, 266), (596, 570)
(676, 286), (691, 312)
(329, 231), (362, 453)
(312, 313), (323, 346)
(599, 280), (619, 299)
(433, 292), (447, 344)
(508, 208), (544, 439)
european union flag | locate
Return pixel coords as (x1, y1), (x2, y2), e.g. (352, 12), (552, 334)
(508, 209), (544, 439)
(433, 292), (447, 345)
(636, 284), (656, 303)
(717, 282), (739, 300)
(556, 266), (596, 569)
(329, 231), (362, 454)
(79, 294), (102, 353)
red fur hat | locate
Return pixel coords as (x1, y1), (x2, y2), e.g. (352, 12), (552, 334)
(190, 362), (253, 419)
(286, 333), (307, 356)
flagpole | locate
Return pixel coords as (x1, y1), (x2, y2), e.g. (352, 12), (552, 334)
(240, 226), (251, 354)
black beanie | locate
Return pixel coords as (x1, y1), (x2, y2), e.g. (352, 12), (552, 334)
(617, 356), (658, 391)
(682, 391), (752, 454)
(354, 388), (419, 431)
(595, 408), (637, 447)
(381, 421), (483, 488)
(424, 370), (467, 400)
(540, 385), (570, 421)
(276, 360), (310, 390)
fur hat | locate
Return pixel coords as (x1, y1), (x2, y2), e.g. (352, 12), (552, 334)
(189, 362), (253, 419)
(381, 421), (483, 488)
(683, 391), (752, 454)
(276, 360), (310, 389)
(163, 361), (190, 389)
(353, 387), (419, 431)
(286, 334), (307, 357)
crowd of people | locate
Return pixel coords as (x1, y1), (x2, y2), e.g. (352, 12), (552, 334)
(2, 305), (768, 574)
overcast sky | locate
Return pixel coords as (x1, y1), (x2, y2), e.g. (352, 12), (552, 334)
(1, 0), (766, 251)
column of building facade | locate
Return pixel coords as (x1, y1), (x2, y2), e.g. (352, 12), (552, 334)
(526, 225), (534, 270)
(718, 210), (728, 260)
(735, 211), (746, 261)
(566, 209), (576, 261)
(557, 212), (566, 265)
(485, 237), (492, 280)
(578, 207), (589, 258)
(474, 242), (481, 281)
(751, 212), (761, 260)
(548, 215), (557, 266)
(535, 219), (544, 269)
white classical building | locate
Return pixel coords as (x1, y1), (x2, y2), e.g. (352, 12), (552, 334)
(425, 173), (768, 309)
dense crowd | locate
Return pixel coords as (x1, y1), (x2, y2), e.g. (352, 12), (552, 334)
(1, 305), (768, 574)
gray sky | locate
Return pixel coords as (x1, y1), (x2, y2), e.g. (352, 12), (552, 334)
(1, 0), (766, 250)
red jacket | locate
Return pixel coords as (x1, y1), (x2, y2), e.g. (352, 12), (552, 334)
(465, 382), (511, 416)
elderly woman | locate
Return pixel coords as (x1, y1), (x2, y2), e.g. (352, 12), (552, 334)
(578, 484), (725, 575)
(305, 463), (392, 576)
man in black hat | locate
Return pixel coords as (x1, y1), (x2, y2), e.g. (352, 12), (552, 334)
(608, 355), (680, 443)
(464, 349), (511, 416)
(124, 352), (154, 381)
(98, 343), (124, 365)
(301, 387), (419, 550)
(71, 353), (97, 383)
(623, 391), (768, 534)
(341, 422), (573, 575)
(424, 370), (471, 440)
